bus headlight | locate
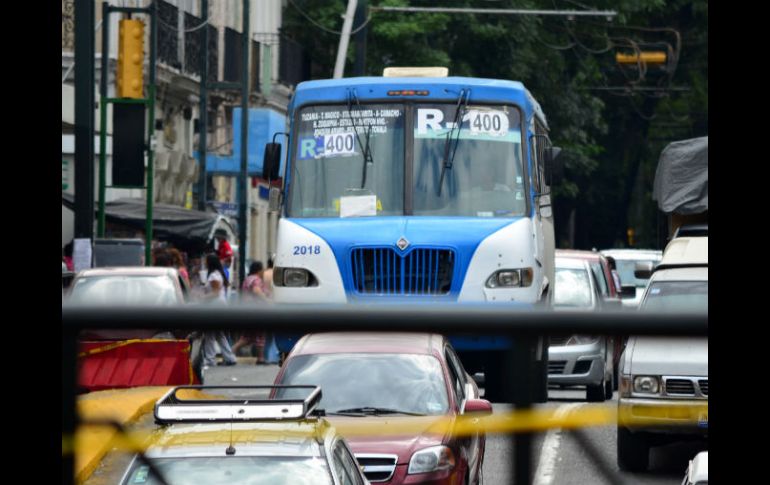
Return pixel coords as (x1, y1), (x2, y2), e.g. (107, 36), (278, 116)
(274, 267), (318, 287)
(486, 268), (533, 288)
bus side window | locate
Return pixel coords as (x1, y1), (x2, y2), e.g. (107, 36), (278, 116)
(534, 120), (549, 194)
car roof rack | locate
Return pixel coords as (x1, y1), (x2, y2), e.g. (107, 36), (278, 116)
(154, 385), (322, 424)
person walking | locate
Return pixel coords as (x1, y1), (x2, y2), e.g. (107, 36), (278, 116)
(200, 253), (238, 367)
(215, 229), (234, 282)
(262, 258), (275, 299)
(167, 247), (191, 289)
(232, 261), (269, 364)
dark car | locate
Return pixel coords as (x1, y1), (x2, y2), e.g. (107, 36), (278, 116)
(273, 332), (491, 485)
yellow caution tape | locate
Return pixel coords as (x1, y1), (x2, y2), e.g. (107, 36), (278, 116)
(64, 402), (708, 456)
(77, 338), (190, 358)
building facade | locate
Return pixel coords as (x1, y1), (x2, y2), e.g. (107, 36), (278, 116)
(62, 0), (311, 268)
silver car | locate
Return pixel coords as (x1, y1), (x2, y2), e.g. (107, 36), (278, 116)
(548, 255), (614, 402)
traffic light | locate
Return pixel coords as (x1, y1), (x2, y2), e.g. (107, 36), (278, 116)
(112, 103), (146, 187)
(627, 228), (635, 247)
(116, 19), (145, 99)
(615, 51), (667, 65)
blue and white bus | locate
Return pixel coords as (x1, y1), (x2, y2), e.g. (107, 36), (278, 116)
(262, 68), (560, 400)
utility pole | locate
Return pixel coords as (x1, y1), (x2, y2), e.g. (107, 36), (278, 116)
(333, 0), (358, 78)
(197, 0), (209, 211)
(238, 0), (250, 287)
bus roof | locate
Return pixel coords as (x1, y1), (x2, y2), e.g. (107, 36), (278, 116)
(291, 76), (548, 129)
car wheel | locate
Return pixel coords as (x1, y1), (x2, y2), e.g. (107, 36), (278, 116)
(586, 382), (605, 402)
(617, 427), (650, 472)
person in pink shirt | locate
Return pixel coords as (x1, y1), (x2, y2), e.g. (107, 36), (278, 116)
(232, 261), (269, 364)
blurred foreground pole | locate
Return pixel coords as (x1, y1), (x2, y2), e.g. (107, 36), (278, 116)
(511, 336), (536, 484)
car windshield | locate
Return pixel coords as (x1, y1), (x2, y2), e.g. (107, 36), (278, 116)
(615, 259), (660, 288)
(413, 104), (526, 217)
(122, 457), (333, 485)
(68, 275), (179, 305)
(289, 104), (405, 217)
(640, 281), (708, 311)
(277, 353), (449, 415)
(554, 267), (593, 308)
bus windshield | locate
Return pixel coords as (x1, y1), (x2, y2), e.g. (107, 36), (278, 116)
(413, 104), (525, 217)
(289, 103), (405, 218)
(288, 102), (526, 218)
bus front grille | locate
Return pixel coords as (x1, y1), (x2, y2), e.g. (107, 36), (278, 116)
(350, 247), (455, 295)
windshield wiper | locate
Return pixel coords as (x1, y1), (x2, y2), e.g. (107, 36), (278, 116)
(332, 406), (427, 416)
(437, 88), (470, 197)
(346, 89), (375, 189)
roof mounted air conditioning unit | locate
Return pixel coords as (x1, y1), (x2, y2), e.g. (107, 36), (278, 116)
(382, 67), (448, 78)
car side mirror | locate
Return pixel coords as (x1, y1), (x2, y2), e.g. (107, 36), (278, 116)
(620, 285), (637, 299)
(262, 142), (282, 180)
(464, 398), (493, 416)
(634, 261), (653, 280)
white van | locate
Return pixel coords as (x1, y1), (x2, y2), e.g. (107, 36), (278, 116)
(617, 237), (708, 472)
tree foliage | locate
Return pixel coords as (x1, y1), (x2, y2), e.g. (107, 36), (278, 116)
(281, 0), (708, 249)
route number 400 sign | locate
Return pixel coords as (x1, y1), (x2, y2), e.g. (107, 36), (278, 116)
(467, 110), (509, 136)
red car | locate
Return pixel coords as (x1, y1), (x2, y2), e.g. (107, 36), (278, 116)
(273, 333), (491, 484)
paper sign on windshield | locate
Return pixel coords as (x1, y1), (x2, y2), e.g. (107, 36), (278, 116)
(340, 195), (377, 217)
(467, 110), (509, 136)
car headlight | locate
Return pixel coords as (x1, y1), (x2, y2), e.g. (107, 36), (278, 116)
(274, 267), (318, 287)
(564, 335), (600, 346)
(633, 375), (660, 394)
(407, 445), (456, 474)
(485, 268), (533, 288)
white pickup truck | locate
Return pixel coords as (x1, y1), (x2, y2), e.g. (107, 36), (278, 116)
(617, 236), (708, 472)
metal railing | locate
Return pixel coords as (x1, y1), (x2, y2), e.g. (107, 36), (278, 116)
(61, 306), (707, 485)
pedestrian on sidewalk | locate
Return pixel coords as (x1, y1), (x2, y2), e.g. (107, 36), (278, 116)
(168, 247), (191, 289)
(200, 253), (237, 367)
(232, 261), (269, 364)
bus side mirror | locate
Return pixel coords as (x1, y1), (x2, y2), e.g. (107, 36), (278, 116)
(263, 142), (282, 180)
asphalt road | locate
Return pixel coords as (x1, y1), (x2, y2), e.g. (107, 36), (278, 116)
(83, 361), (707, 484)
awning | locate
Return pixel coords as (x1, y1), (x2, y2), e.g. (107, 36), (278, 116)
(62, 194), (236, 244)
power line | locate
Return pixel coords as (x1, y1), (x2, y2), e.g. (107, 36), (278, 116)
(370, 6), (618, 18)
(287, 0), (371, 35)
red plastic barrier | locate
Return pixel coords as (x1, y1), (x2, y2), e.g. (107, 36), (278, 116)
(79, 339), (199, 392)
